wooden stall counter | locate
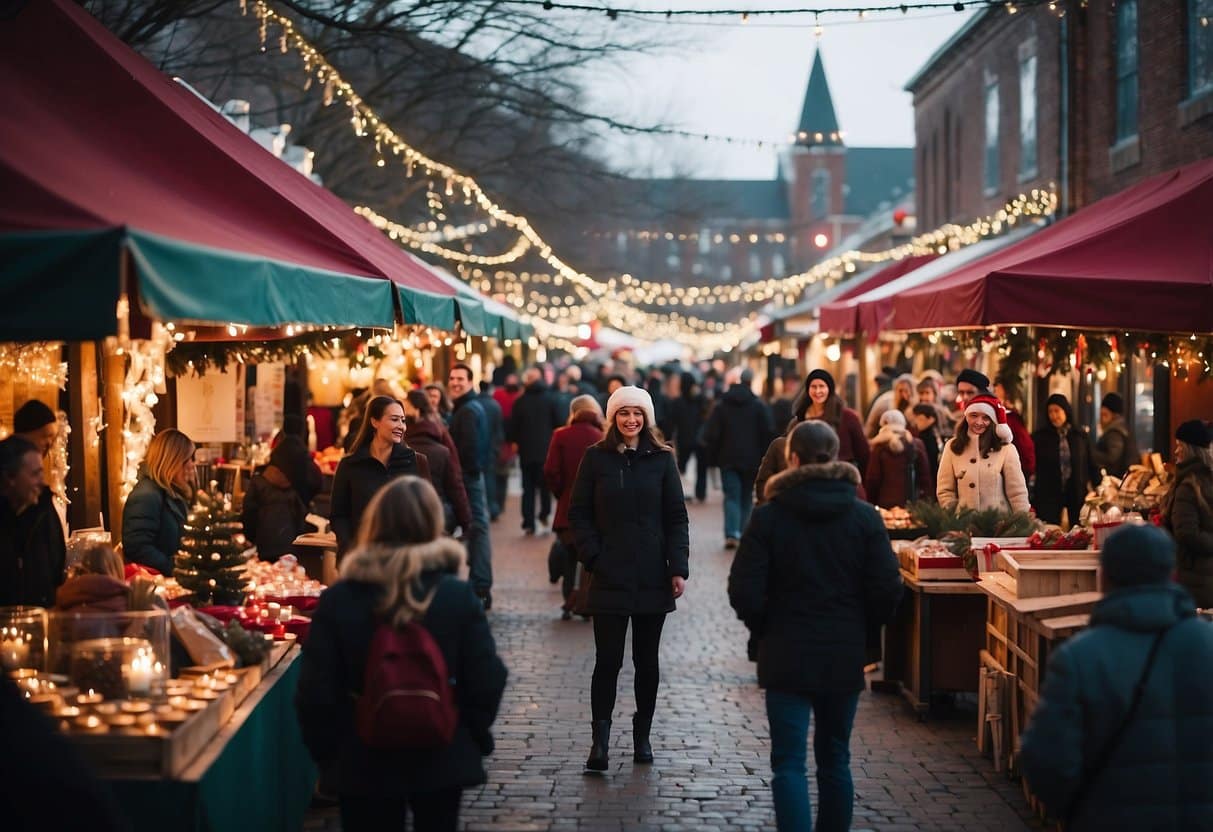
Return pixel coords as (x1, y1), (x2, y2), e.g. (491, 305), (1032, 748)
(103, 644), (316, 832)
(878, 569), (987, 719)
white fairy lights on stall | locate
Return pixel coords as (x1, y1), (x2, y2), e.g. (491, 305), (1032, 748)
(117, 325), (172, 503)
(0, 343), (67, 392)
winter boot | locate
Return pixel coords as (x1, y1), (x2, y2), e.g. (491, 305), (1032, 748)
(585, 719), (611, 772)
(633, 714), (654, 764)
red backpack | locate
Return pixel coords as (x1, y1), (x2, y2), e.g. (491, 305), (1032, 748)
(355, 620), (459, 750)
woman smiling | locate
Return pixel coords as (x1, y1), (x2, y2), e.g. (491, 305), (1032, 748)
(568, 386), (690, 773)
(936, 393), (1030, 514)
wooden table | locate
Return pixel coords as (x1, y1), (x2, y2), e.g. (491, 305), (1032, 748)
(880, 569), (987, 719)
(291, 531), (339, 586)
(106, 647), (316, 832)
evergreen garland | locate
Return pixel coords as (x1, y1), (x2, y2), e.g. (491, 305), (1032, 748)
(174, 486), (253, 606)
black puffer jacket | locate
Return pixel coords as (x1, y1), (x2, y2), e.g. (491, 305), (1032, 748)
(701, 385), (775, 473)
(728, 461), (902, 693)
(329, 442), (430, 554)
(295, 538), (507, 797)
(567, 436), (690, 615)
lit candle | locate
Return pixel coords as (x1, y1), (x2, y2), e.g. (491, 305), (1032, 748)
(0, 629), (30, 671)
(76, 689), (104, 706)
(125, 649), (153, 697)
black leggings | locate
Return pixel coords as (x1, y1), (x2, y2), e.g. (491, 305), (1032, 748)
(591, 613), (667, 722)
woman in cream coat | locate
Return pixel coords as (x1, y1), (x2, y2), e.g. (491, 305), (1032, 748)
(937, 393), (1030, 514)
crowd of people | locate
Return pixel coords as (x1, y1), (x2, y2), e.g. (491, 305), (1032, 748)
(4, 357), (1213, 831)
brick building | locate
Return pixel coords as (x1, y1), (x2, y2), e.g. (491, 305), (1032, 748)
(908, 1), (1213, 228)
(582, 51), (913, 290)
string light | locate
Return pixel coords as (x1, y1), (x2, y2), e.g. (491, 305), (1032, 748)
(117, 325), (171, 504)
(356, 208), (532, 265)
(502, 0), (1048, 22)
(0, 343), (68, 389)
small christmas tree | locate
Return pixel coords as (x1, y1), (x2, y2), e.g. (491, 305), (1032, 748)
(175, 484), (252, 606)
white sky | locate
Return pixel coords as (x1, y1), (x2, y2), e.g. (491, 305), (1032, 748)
(579, 3), (977, 179)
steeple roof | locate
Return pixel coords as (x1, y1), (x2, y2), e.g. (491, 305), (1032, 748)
(795, 50), (842, 146)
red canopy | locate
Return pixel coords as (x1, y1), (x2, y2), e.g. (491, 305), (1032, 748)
(816, 254), (938, 335)
(889, 158), (1213, 333)
(0, 0), (457, 338)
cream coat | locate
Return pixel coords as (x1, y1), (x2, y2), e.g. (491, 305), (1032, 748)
(936, 440), (1030, 513)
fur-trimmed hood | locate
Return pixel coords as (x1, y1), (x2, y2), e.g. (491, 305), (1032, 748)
(340, 536), (465, 583)
(765, 461), (860, 496)
(871, 423), (909, 454)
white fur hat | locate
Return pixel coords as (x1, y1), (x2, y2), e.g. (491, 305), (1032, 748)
(605, 386), (656, 429)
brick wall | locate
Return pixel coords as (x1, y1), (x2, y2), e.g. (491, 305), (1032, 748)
(1077, 0), (1213, 207)
(910, 8), (1061, 230)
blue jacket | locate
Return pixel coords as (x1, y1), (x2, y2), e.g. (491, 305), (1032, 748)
(1020, 583), (1213, 830)
(121, 474), (188, 575)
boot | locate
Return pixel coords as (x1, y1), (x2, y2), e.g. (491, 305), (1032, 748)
(633, 714), (653, 764)
(585, 719), (611, 772)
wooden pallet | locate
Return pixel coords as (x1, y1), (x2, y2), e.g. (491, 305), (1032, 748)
(996, 551), (1099, 599)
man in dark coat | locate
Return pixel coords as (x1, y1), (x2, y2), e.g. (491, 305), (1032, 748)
(728, 421), (902, 832)
(702, 369), (775, 548)
(508, 367), (564, 535)
(1020, 525), (1213, 830)
(1092, 392), (1139, 478)
(448, 364), (494, 608)
(476, 382), (506, 521)
(0, 436), (65, 608)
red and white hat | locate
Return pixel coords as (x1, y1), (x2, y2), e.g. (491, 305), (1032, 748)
(964, 394), (1014, 443)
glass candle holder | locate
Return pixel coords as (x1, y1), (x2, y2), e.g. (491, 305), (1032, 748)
(0, 606), (48, 672)
(49, 608), (170, 696)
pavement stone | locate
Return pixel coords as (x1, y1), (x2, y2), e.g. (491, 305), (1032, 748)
(306, 479), (1044, 830)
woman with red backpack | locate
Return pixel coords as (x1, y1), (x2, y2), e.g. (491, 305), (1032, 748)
(296, 476), (507, 831)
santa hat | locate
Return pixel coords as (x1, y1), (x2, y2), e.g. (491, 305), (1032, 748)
(964, 393), (1014, 443)
(605, 386), (656, 429)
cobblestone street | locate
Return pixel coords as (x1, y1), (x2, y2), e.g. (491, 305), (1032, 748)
(308, 484), (1043, 831)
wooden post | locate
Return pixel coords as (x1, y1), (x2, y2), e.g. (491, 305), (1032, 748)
(103, 347), (127, 538)
(67, 343), (103, 530)
(856, 337), (874, 415)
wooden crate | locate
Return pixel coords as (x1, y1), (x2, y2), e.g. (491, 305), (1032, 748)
(995, 551), (1099, 599)
(896, 543), (971, 581)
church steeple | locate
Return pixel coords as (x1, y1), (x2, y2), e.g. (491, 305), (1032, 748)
(795, 50), (842, 146)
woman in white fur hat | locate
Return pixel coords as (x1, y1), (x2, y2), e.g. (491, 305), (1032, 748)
(568, 386), (690, 773)
(865, 409), (933, 509)
(936, 393), (1030, 514)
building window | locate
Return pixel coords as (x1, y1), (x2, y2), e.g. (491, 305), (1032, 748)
(1019, 41), (1038, 178)
(615, 231), (627, 255)
(719, 264), (733, 282)
(984, 75), (1000, 193)
(1191, 0), (1213, 97)
(698, 227), (711, 255)
(1115, 0), (1139, 142)
(771, 251), (785, 277)
(749, 252), (762, 278)
(811, 169), (830, 219)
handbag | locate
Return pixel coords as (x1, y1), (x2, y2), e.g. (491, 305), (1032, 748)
(547, 539), (566, 584)
(1064, 620), (1178, 824)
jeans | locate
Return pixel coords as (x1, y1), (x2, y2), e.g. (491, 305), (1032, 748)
(590, 613), (667, 722)
(339, 787), (462, 832)
(677, 444), (708, 501)
(519, 462), (552, 530)
(484, 455), (501, 519)
(462, 472), (493, 593)
(721, 467), (756, 540)
(765, 689), (861, 832)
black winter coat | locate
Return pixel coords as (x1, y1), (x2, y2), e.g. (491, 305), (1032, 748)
(728, 462), (903, 693)
(329, 442), (430, 554)
(1031, 425), (1099, 525)
(477, 392), (505, 468)
(567, 437), (690, 615)
(669, 393), (707, 450)
(0, 487), (66, 608)
(1092, 416), (1139, 479)
(701, 385), (775, 473)
(449, 392), (486, 475)
(240, 467), (307, 560)
(1167, 460), (1213, 608)
(507, 383), (564, 466)
(295, 538), (507, 797)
